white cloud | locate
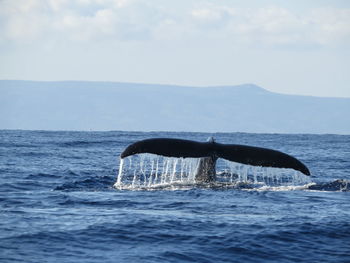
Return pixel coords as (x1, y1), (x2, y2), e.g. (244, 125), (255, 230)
(48, 0), (69, 12)
(0, 0), (349, 46)
(0, 0), (156, 42)
(188, 5), (350, 46)
(0, 0), (50, 42)
(308, 8), (350, 45)
(222, 7), (307, 45)
(191, 8), (224, 22)
(52, 8), (118, 41)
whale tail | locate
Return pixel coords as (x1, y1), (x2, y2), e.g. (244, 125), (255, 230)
(120, 138), (310, 176)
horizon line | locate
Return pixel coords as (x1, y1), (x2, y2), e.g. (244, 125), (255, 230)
(1, 128), (349, 136)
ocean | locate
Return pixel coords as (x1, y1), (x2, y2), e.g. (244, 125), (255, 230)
(1, 130), (349, 262)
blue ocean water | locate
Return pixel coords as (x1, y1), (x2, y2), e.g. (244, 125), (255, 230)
(0, 130), (349, 263)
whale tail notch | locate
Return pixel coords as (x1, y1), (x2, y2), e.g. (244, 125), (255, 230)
(120, 138), (310, 176)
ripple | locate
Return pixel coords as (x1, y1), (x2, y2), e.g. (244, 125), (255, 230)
(54, 176), (114, 191)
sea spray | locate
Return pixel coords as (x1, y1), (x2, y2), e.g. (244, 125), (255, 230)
(114, 154), (199, 189)
(114, 154), (311, 190)
(114, 158), (124, 189)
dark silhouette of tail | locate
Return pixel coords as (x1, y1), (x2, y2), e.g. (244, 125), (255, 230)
(120, 138), (310, 176)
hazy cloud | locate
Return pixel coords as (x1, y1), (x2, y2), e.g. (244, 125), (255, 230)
(188, 5), (350, 46)
(0, 0), (155, 42)
(0, 0), (349, 46)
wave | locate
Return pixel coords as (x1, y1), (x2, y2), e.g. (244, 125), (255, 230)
(112, 178), (350, 192)
(307, 179), (350, 192)
(56, 140), (119, 147)
(54, 175), (115, 192)
(2, 220), (349, 263)
(25, 172), (61, 179)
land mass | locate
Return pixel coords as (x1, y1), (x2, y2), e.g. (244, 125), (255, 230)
(1, 80), (349, 134)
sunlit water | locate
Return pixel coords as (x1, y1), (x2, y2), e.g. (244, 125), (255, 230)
(1, 130), (350, 262)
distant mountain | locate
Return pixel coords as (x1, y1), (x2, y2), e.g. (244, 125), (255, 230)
(1, 80), (349, 134)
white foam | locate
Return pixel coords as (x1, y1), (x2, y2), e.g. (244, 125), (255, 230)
(245, 183), (315, 192)
(114, 154), (312, 191)
(113, 158), (124, 189)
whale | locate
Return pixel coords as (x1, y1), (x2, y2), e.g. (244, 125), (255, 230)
(120, 137), (310, 182)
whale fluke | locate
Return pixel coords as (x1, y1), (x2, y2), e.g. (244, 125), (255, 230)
(121, 138), (213, 159)
(215, 144), (310, 175)
(120, 138), (310, 176)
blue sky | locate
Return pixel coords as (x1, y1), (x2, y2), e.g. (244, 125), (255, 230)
(0, 0), (349, 97)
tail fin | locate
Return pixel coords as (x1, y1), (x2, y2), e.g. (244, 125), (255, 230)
(215, 143), (310, 175)
(121, 138), (213, 158)
(120, 138), (310, 175)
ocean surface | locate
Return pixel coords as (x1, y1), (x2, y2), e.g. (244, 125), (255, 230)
(1, 130), (350, 263)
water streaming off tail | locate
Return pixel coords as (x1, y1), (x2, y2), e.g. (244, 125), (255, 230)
(114, 154), (200, 189)
(217, 159), (312, 189)
(114, 154), (311, 190)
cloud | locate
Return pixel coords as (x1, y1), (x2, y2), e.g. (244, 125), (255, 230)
(0, 0), (153, 42)
(0, 0), (49, 42)
(308, 8), (350, 46)
(188, 5), (350, 46)
(191, 7), (228, 25)
(224, 6), (307, 45)
(0, 0), (349, 47)
(53, 8), (118, 41)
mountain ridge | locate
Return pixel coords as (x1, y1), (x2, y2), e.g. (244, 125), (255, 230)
(1, 80), (349, 134)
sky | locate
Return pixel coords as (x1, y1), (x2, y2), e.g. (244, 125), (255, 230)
(0, 0), (349, 97)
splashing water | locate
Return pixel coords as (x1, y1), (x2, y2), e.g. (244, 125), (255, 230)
(114, 154), (200, 190)
(114, 154), (312, 190)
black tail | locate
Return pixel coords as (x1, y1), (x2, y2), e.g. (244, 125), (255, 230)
(120, 138), (310, 175)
